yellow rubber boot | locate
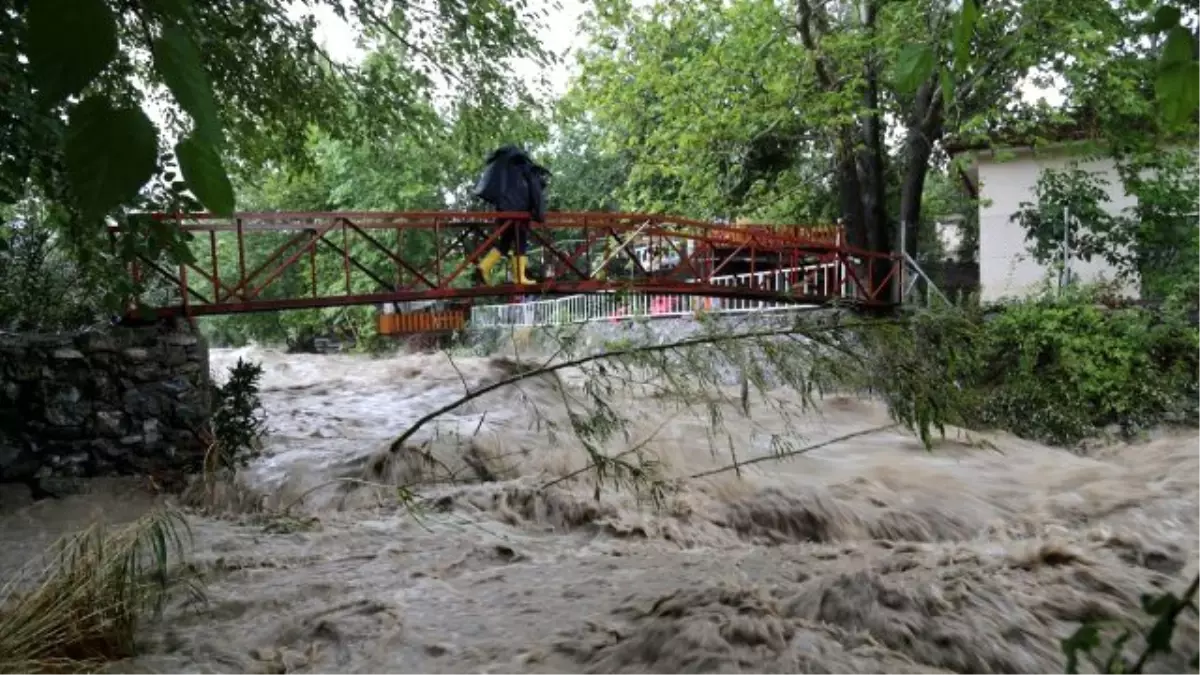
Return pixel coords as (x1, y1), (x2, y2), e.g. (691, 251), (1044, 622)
(513, 255), (536, 285)
(476, 248), (503, 285)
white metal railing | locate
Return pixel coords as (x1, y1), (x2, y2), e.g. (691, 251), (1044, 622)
(469, 259), (855, 328)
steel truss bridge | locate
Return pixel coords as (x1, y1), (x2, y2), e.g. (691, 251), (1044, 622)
(111, 211), (902, 332)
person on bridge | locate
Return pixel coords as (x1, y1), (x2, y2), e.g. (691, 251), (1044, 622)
(472, 145), (551, 286)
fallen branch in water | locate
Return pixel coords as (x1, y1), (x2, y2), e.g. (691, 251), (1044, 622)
(685, 423), (899, 481)
(387, 313), (877, 454)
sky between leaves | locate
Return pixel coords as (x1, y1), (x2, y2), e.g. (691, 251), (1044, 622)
(295, 0), (1066, 105)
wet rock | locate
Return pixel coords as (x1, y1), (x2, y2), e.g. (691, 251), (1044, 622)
(123, 347), (150, 362)
(165, 346), (189, 366)
(143, 418), (162, 444)
(94, 410), (126, 436)
(164, 333), (198, 347)
(124, 387), (162, 416)
(45, 386), (86, 426)
(52, 348), (85, 360)
(75, 332), (117, 352)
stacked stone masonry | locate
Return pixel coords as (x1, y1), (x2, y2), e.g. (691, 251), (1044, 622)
(0, 322), (212, 488)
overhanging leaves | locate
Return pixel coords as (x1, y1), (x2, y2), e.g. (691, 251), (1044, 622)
(153, 23), (224, 146)
(952, 0), (979, 73)
(1156, 60), (1199, 125)
(26, 0), (118, 106)
(1147, 5), (1182, 33)
(176, 135), (235, 216)
(1160, 24), (1196, 65)
(894, 44), (937, 95)
(64, 97), (159, 220)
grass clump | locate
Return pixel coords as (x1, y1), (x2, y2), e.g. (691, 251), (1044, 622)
(0, 508), (203, 674)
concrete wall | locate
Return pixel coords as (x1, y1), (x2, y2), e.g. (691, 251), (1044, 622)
(975, 148), (1136, 302)
(0, 322), (212, 492)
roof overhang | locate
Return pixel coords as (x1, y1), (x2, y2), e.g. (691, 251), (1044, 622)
(944, 138), (1116, 201)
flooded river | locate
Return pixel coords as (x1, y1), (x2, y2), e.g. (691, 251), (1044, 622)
(2, 344), (1197, 673)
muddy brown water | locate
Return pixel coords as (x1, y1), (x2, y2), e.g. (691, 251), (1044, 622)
(1, 346), (1197, 673)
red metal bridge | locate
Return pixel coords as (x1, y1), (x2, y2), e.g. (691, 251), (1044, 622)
(111, 211), (901, 330)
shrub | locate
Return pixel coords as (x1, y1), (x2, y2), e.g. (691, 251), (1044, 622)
(877, 289), (1198, 446)
(972, 294), (1197, 444)
(209, 358), (268, 470)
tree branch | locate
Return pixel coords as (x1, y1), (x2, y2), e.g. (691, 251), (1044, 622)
(794, 0), (836, 90)
(386, 314), (893, 453)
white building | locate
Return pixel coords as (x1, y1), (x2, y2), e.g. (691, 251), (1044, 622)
(952, 142), (1136, 302)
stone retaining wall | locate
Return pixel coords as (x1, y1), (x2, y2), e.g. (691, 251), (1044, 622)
(0, 322), (212, 491)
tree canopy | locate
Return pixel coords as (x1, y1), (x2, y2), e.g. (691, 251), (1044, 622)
(1, 0), (1196, 334)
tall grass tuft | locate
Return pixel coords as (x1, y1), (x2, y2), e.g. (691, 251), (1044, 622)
(0, 508), (204, 674)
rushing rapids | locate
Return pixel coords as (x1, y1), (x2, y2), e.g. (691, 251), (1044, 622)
(1, 344), (1196, 673)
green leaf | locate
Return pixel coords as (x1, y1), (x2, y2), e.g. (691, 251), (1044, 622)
(1160, 25), (1197, 66)
(939, 66), (954, 110)
(145, 0), (196, 24)
(1140, 591), (1177, 615)
(176, 135), (235, 216)
(953, 0), (979, 73)
(1156, 60), (1199, 125)
(64, 97), (159, 220)
(1145, 611), (1179, 654)
(894, 44), (936, 94)
(153, 23), (224, 147)
(1148, 5), (1182, 33)
(26, 0), (118, 105)
(1061, 623), (1101, 675)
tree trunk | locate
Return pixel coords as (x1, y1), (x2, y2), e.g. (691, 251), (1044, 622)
(836, 144), (867, 249)
(857, 0), (893, 303)
(899, 80), (945, 261)
(898, 130), (935, 259)
(902, 78), (945, 267)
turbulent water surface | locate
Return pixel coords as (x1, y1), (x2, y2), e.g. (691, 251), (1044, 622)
(2, 343), (1197, 674)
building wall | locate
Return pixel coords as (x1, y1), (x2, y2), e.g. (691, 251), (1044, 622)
(976, 150), (1136, 302)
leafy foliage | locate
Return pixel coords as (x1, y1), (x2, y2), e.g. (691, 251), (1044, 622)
(4, 0), (551, 322)
(209, 358), (268, 470)
(563, 0), (1181, 281)
(0, 200), (113, 331)
(884, 289), (1199, 446)
(1013, 162), (1123, 267)
(1062, 575), (1199, 674)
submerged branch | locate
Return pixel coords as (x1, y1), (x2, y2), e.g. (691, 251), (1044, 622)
(386, 313), (888, 454)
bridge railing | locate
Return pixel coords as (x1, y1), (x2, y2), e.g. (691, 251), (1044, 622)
(469, 259), (851, 328)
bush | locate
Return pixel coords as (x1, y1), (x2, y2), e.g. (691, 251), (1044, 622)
(209, 358), (268, 470)
(878, 289), (1198, 447)
(973, 295), (1196, 444)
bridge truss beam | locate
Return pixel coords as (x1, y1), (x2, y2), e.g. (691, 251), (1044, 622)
(110, 211), (901, 319)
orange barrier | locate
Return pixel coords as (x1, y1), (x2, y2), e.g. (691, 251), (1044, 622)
(377, 310), (467, 335)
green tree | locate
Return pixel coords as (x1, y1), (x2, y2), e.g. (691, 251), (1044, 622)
(565, 0), (1195, 286)
(193, 42), (553, 348)
(2, 0), (551, 326)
